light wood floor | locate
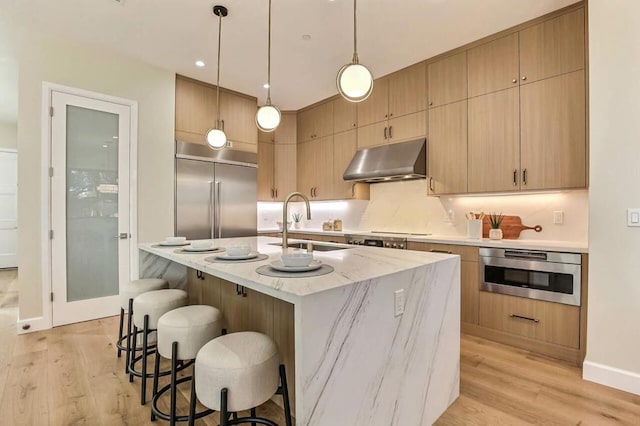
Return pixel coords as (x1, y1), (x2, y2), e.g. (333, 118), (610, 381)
(1, 270), (639, 425)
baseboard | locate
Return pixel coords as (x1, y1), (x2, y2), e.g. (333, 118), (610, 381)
(16, 316), (51, 334)
(583, 360), (640, 396)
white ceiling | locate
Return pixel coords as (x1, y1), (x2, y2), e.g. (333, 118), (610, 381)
(2, 0), (578, 116)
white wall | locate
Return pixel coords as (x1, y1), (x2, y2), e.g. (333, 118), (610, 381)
(0, 122), (17, 150)
(583, 0), (640, 395)
(16, 32), (175, 321)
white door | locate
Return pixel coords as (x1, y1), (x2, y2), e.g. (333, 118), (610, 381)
(0, 150), (18, 269)
(50, 91), (131, 326)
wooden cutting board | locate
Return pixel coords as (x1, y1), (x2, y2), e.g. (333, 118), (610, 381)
(482, 215), (543, 239)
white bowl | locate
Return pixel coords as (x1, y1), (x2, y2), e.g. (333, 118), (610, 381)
(190, 241), (213, 250)
(281, 252), (313, 267)
(227, 245), (252, 256)
(276, 221), (292, 231)
(165, 236), (187, 244)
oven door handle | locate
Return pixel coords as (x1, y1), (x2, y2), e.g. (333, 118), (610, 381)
(504, 250), (547, 261)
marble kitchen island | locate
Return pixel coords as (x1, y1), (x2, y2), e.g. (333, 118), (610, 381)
(139, 236), (460, 426)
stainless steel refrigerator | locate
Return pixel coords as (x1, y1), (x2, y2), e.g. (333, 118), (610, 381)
(175, 141), (257, 240)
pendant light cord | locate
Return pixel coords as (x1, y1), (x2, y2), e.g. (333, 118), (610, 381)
(267, 0), (272, 104)
(352, 0), (359, 64)
(216, 10), (223, 128)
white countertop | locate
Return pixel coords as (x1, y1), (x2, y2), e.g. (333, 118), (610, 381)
(258, 228), (588, 253)
(139, 236), (457, 302)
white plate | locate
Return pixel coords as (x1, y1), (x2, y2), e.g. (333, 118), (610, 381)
(269, 260), (323, 272)
(215, 251), (259, 261)
(158, 241), (190, 247)
(182, 246), (220, 252)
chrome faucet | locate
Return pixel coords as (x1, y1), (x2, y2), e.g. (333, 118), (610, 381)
(282, 192), (311, 250)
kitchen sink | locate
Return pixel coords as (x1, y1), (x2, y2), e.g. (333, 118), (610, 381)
(268, 242), (351, 252)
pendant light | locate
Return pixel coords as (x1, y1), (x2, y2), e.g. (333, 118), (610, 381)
(336, 0), (373, 103)
(256, 0), (281, 132)
(206, 5), (229, 149)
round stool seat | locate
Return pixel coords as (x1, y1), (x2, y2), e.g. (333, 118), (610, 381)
(120, 278), (168, 310)
(195, 331), (280, 412)
(158, 305), (223, 361)
(133, 289), (188, 330)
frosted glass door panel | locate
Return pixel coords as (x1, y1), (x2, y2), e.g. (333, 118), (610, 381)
(65, 105), (119, 302)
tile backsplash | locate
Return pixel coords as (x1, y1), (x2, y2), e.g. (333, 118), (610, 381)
(258, 180), (588, 243)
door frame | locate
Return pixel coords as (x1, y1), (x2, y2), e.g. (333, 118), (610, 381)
(0, 148), (18, 269)
(39, 82), (139, 331)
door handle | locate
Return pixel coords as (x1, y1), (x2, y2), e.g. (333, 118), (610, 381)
(522, 168), (528, 186)
(429, 177), (434, 192)
(513, 169), (518, 186)
(388, 126), (393, 139)
(114, 233), (129, 239)
(384, 127), (388, 139)
(216, 181), (222, 238)
(509, 313), (539, 323)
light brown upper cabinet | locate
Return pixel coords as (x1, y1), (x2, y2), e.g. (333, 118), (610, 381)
(519, 8), (585, 84)
(428, 52), (467, 108)
(257, 140), (274, 201)
(333, 97), (357, 134)
(296, 136), (334, 200)
(356, 121), (387, 149)
(333, 130), (370, 200)
(428, 100), (468, 195)
(467, 33), (520, 98)
(297, 102), (334, 142)
(468, 88), (520, 193)
(520, 70), (586, 190)
(257, 112), (297, 201)
(174, 75), (258, 152)
(387, 110), (427, 144)
(357, 62), (427, 127)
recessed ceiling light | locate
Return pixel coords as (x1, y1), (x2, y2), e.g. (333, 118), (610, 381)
(195, 60), (205, 67)
(302, 34), (311, 41)
(263, 83), (270, 89)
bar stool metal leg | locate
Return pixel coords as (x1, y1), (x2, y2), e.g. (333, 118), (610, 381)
(188, 363), (197, 426)
(141, 314), (150, 405)
(170, 342), (178, 426)
(129, 324), (138, 383)
(117, 307), (124, 358)
(125, 298), (134, 374)
(279, 364), (293, 426)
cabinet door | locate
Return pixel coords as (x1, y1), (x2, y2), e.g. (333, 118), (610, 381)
(356, 121), (388, 149)
(311, 136), (334, 200)
(388, 62), (427, 118)
(468, 88), (520, 193)
(220, 283), (273, 335)
(220, 91), (258, 152)
(202, 275), (222, 309)
(333, 98), (358, 133)
(468, 33), (520, 97)
(312, 102), (334, 140)
(428, 52), (467, 108)
(175, 76), (217, 144)
(186, 268), (202, 305)
(257, 141), (275, 201)
(520, 70), (586, 190)
(461, 261), (479, 325)
(356, 77), (389, 127)
(274, 143), (297, 201)
(387, 110), (427, 144)
(273, 299), (296, 411)
(519, 8), (585, 84)
(297, 109), (314, 142)
(333, 130), (358, 199)
(296, 141), (314, 198)
(428, 100), (468, 194)
(275, 112), (297, 145)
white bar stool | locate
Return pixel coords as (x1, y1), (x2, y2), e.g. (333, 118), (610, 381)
(129, 289), (188, 405)
(151, 305), (223, 425)
(191, 331), (293, 426)
(118, 278), (169, 373)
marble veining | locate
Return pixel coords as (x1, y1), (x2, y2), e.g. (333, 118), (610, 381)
(139, 250), (187, 289)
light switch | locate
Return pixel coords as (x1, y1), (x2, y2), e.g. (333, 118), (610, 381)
(628, 208), (640, 227)
(553, 211), (564, 225)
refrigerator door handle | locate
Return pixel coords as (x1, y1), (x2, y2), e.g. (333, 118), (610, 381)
(216, 181), (222, 238)
(209, 181), (215, 239)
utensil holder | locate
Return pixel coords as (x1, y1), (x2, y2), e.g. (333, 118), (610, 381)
(467, 219), (482, 240)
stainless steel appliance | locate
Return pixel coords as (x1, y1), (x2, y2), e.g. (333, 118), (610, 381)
(175, 141), (257, 240)
(343, 138), (427, 183)
(345, 234), (408, 249)
(479, 248), (581, 306)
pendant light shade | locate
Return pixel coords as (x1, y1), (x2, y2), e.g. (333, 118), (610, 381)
(256, 0), (281, 132)
(256, 103), (281, 132)
(206, 5), (229, 150)
(337, 0), (373, 103)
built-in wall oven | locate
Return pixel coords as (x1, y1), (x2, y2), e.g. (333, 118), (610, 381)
(479, 248), (581, 306)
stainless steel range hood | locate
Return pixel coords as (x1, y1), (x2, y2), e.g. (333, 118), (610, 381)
(343, 138), (427, 183)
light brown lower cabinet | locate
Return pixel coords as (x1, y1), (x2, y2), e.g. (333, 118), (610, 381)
(185, 269), (296, 411)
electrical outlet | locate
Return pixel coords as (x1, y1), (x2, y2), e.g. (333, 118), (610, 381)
(628, 208), (640, 227)
(394, 289), (405, 317)
(553, 211), (564, 225)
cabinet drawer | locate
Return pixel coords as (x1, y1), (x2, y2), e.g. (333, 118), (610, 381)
(478, 292), (579, 348)
(406, 242), (478, 262)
